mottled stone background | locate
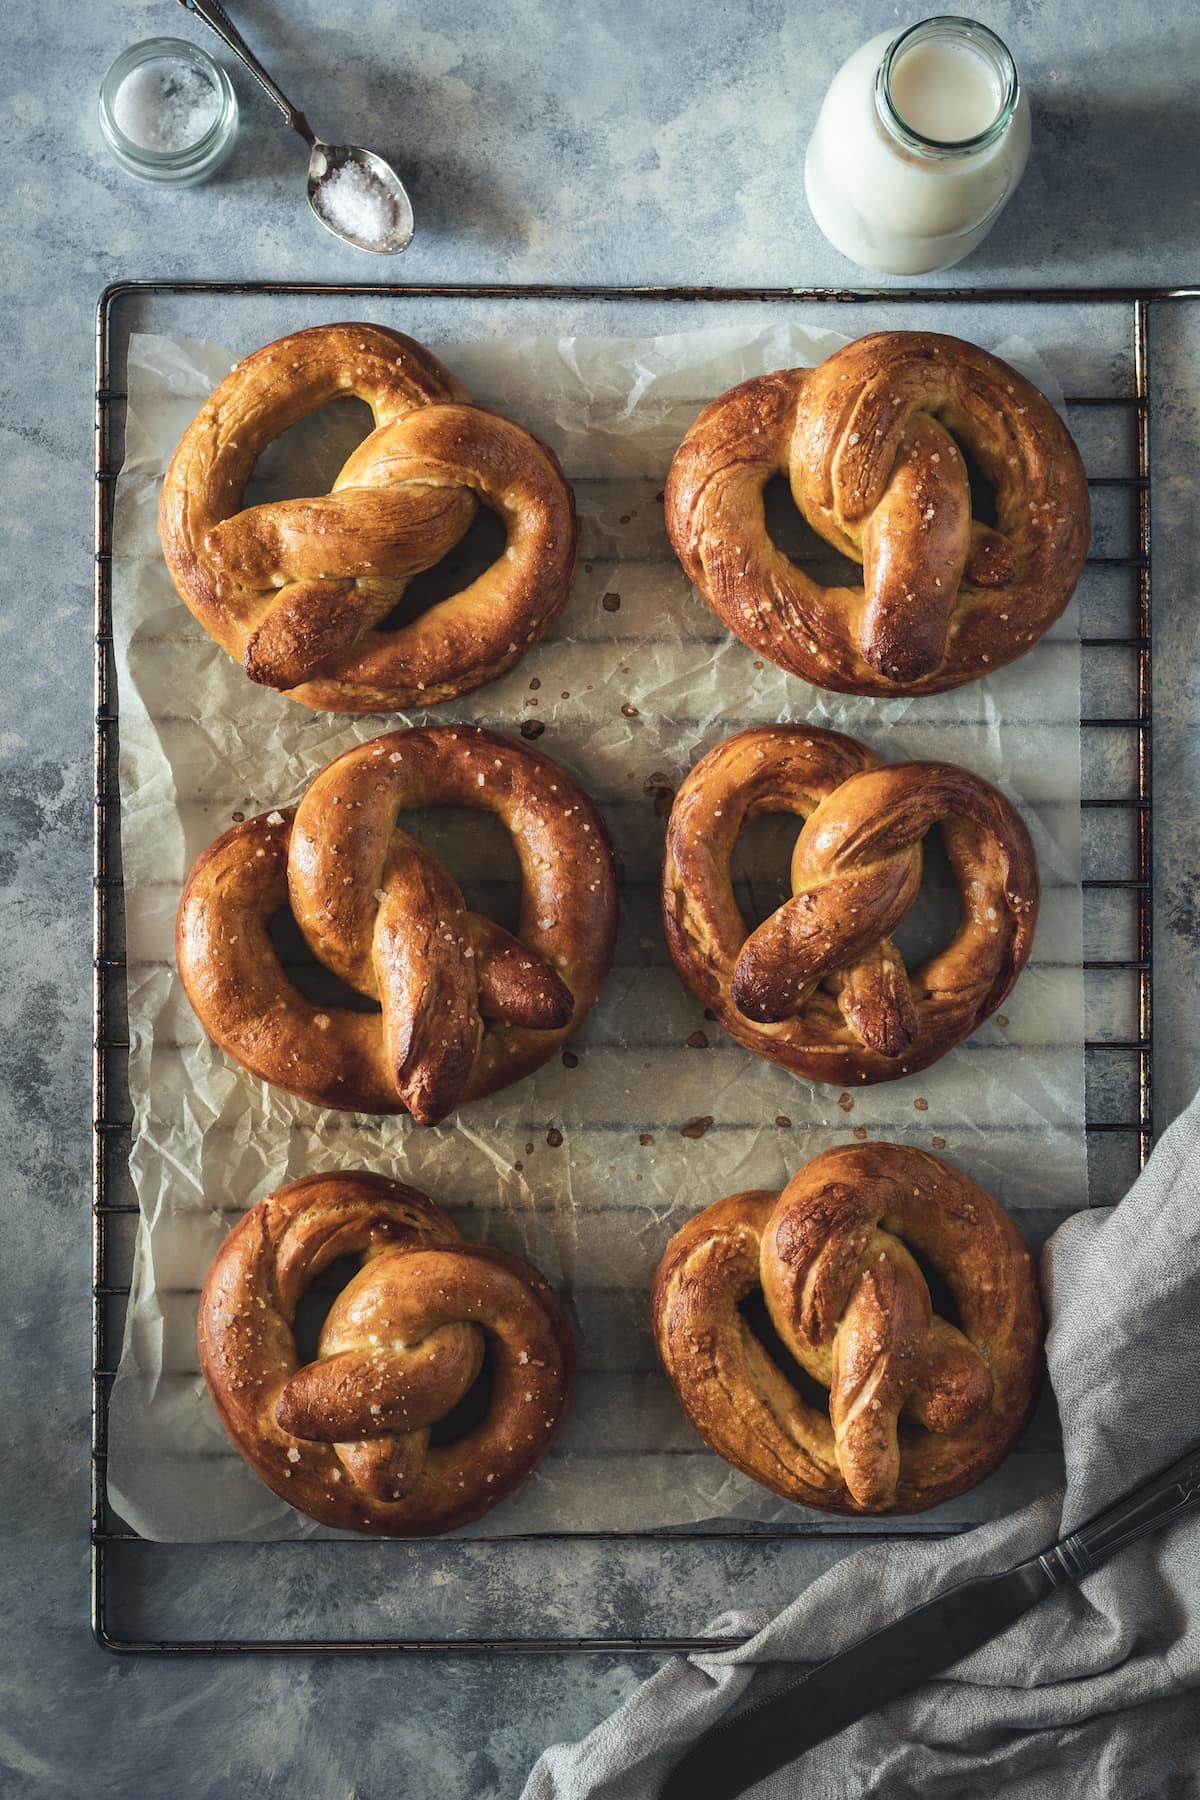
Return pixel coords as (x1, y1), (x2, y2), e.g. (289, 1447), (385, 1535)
(3, 2), (1198, 1794)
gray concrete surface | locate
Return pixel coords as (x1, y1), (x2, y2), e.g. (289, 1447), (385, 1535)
(3, 2), (1198, 1794)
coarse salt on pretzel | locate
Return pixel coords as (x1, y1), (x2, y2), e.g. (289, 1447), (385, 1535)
(176, 725), (617, 1123)
(665, 330), (1089, 694)
(661, 724), (1038, 1086)
(652, 1143), (1042, 1514)
(159, 323), (577, 713)
(199, 1172), (574, 1534)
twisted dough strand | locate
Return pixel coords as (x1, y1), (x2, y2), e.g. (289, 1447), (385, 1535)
(652, 1144), (1042, 1514)
(160, 323), (577, 712)
(665, 331), (1089, 695)
(662, 725), (1038, 1086)
(199, 1172), (574, 1534)
(177, 726), (617, 1122)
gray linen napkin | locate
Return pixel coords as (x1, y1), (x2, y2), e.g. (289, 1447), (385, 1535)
(522, 1094), (1200, 1800)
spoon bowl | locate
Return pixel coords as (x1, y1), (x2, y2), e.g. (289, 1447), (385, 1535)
(306, 143), (415, 255)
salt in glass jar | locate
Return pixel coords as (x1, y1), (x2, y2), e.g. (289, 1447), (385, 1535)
(99, 37), (238, 186)
(804, 16), (1031, 276)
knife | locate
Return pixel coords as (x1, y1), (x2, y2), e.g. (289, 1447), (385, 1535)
(660, 1444), (1200, 1800)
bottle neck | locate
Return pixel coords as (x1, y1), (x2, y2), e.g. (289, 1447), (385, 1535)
(875, 15), (1020, 162)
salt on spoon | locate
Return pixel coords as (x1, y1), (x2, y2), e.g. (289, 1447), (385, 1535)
(307, 152), (408, 252)
(178, 0), (414, 254)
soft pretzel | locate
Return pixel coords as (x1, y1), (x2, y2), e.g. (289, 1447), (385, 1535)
(665, 331), (1089, 694)
(177, 725), (617, 1123)
(652, 1143), (1042, 1514)
(661, 724), (1038, 1086)
(199, 1172), (574, 1534)
(159, 323), (577, 712)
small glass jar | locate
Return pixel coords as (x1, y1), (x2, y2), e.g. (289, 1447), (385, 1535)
(99, 37), (238, 186)
(804, 16), (1031, 276)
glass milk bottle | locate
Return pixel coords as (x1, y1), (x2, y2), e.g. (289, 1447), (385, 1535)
(804, 16), (1031, 275)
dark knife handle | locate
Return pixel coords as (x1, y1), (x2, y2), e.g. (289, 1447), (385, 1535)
(1039, 1444), (1200, 1584)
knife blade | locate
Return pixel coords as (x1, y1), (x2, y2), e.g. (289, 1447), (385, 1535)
(660, 1443), (1200, 1800)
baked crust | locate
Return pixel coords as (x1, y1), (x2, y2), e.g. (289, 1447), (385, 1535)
(176, 725), (618, 1122)
(665, 331), (1089, 695)
(159, 323), (577, 712)
(661, 724), (1038, 1086)
(198, 1172), (574, 1534)
(652, 1144), (1043, 1514)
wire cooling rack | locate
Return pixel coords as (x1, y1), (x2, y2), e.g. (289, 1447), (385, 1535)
(93, 282), (1168, 1654)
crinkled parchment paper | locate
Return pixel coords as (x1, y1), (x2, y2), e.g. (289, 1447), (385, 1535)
(108, 321), (1083, 1540)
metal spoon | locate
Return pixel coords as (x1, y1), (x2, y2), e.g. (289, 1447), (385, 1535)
(178, 0), (415, 254)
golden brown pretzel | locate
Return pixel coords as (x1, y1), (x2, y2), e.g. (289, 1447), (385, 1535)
(159, 323), (577, 713)
(661, 725), (1038, 1086)
(665, 331), (1089, 694)
(199, 1172), (574, 1534)
(177, 725), (617, 1123)
(652, 1143), (1042, 1514)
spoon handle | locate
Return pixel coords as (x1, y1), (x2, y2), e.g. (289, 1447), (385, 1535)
(178, 0), (315, 143)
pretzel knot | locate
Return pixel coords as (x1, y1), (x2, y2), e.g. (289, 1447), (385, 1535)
(176, 725), (618, 1124)
(665, 330), (1090, 695)
(652, 1144), (1042, 1514)
(198, 1173), (574, 1534)
(662, 725), (1039, 1086)
(159, 323), (577, 713)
